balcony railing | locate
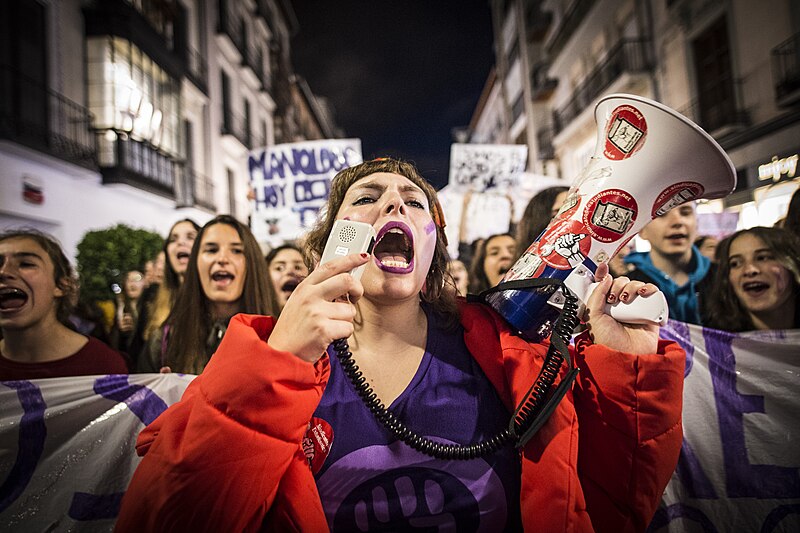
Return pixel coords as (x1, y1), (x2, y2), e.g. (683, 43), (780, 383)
(526, 5), (553, 42)
(98, 132), (181, 196)
(177, 167), (215, 210)
(537, 126), (555, 160)
(553, 38), (653, 134)
(531, 62), (558, 101)
(772, 31), (800, 106)
(217, 0), (245, 57)
(221, 110), (251, 148)
(545, 0), (596, 57)
(185, 46), (208, 94)
(0, 65), (97, 169)
(677, 80), (749, 139)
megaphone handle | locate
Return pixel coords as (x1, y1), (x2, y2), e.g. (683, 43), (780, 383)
(586, 282), (669, 326)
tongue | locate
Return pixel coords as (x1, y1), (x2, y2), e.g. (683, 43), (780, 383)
(0, 295), (27, 310)
(376, 252), (408, 265)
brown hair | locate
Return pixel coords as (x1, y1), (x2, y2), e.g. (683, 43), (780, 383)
(164, 215), (279, 373)
(515, 186), (569, 251)
(0, 229), (77, 327)
(144, 218), (200, 340)
(705, 226), (800, 332)
(303, 158), (459, 326)
(468, 233), (515, 294)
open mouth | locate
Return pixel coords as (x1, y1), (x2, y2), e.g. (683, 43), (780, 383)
(211, 271), (235, 286)
(281, 279), (300, 293)
(742, 281), (769, 296)
(373, 222), (414, 274)
(0, 287), (28, 312)
(176, 251), (191, 262)
(666, 233), (688, 243)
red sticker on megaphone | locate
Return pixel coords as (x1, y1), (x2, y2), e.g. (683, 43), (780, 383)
(652, 182), (705, 217)
(604, 105), (647, 160)
(302, 417), (334, 474)
(583, 189), (638, 243)
(536, 219), (592, 270)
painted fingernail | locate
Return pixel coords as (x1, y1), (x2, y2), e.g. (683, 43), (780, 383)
(638, 287), (647, 294)
(607, 293), (617, 303)
(360, 253), (369, 258)
(621, 292), (629, 302)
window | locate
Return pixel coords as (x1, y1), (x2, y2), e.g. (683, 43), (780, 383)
(221, 71), (232, 130)
(244, 99), (251, 146)
(87, 37), (181, 156)
(227, 168), (237, 215)
(511, 92), (525, 123)
(692, 17), (737, 132)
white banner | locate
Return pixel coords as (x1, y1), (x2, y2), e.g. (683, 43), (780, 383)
(0, 374), (194, 532)
(651, 322), (800, 533)
(1, 324), (797, 531)
(448, 143), (527, 193)
(248, 139), (363, 247)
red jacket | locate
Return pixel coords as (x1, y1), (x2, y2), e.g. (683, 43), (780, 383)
(116, 303), (683, 532)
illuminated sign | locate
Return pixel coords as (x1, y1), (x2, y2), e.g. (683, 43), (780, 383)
(758, 154), (798, 182)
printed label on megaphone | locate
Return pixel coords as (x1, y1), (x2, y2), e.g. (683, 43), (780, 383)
(486, 93), (736, 341)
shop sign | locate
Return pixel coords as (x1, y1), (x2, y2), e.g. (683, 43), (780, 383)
(758, 153), (798, 182)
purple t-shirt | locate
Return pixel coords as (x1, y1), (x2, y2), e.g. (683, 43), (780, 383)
(313, 308), (522, 532)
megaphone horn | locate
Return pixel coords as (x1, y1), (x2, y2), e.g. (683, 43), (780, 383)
(486, 93), (736, 341)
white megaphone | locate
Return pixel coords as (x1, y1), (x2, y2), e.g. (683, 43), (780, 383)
(486, 93), (736, 342)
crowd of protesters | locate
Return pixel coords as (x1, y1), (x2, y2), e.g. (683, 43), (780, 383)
(1, 181), (798, 382)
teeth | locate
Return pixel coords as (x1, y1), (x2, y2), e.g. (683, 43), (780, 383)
(381, 259), (409, 268)
(387, 228), (404, 234)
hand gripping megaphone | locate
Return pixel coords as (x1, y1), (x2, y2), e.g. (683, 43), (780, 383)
(485, 93), (736, 342)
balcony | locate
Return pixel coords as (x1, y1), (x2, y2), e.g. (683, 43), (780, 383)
(0, 65), (97, 170)
(531, 62), (558, 101)
(677, 80), (749, 140)
(177, 167), (215, 210)
(545, 0), (596, 58)
(217, 0), (246, 58)
(98, 132), (182, 197)
(537, 126), (555, 160)
(526, 5), (553, 42)
(553, 38), (653, 134)
(184, 46), (208, 94)
(83, 0), (185, 80)
(221, 109), (252, 149)
(772, 31), (800, 107)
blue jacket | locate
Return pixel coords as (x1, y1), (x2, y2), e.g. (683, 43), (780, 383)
(625, 246), (711, 325)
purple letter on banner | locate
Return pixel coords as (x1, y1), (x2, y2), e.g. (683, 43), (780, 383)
(0, 381), (47, 512)
(68, 375), (170, 521)
(703, 329), (800, 498)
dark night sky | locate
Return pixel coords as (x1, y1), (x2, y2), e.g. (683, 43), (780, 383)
(290, 1), (495, 190)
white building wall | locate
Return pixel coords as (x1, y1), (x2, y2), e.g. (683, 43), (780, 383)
(0, 150), (213, 264)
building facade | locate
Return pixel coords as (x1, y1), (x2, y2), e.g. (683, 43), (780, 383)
(474, 0), (800, 229)
(0, 0), (337, 260)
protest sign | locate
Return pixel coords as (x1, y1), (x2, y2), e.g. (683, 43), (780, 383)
(651, 322), (800, 533)
(248, 139), (362, 246)
(448, 143), (527, 193)
(0, 374), (194, 532)
(2, 323), (798, 531)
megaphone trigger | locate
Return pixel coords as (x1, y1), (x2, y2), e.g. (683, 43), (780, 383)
(585, 281), (669, 327)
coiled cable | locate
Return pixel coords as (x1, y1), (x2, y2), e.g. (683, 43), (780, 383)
(333, 277), (581, 460)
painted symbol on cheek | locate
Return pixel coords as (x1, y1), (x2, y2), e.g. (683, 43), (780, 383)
(424, 221), (436, 235)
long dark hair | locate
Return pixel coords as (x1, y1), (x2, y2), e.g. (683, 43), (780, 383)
(704, 226), (800, 332)
(144, 218), (200, 340)
(784, 187), (800, 238)
(303, 158), (459, 327)
(0, 229), (77, 327)
(468, 233), (514, 294)
(164, 215), (279, 373)
(515, 186), (568, 251)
